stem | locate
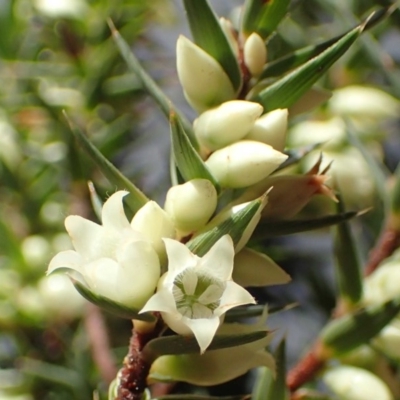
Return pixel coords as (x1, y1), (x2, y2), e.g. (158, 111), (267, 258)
(116, 319), (162, 400)
(365, 224), (400, 276)
(286, 343), (326, 392)
(84, 303), (117, 384)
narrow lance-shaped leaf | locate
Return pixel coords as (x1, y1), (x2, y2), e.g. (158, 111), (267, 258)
(253, 210), (359, 239)
(333, 195), (363, 307)
(391, 163), (400, 224)
(64, 112), (149, 214)
(256, 0), (290, 40)
(143, 330), (268, 363)
(320, 297), (400, 356)
(72, 280), (155, 322)
(266, 339), (289, 400)
(187, 195), (266, 256)
(183, 0), (241, 91)
(251, 26), (361, 112)
(170, 111), (220, 191)
(241, 0), (265, 36)
(108, 20), (197, 148)
(260, 6), (391, 79)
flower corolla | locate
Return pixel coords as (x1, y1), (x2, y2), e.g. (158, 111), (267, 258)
(47, 191), (164, 310)
(140, 235), (255, 353)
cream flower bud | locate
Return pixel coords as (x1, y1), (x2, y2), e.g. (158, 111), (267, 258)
(322, 365), (394, 400)
(131, 200), (176, 264)
(328, 85), (400, 118)
(233, 248), (290, 287)
(205, 140), (288, 188)
(243, 32), (267, 77)
(177, 35), (235, 113)
(219, 17), (239, 58)
(164, 179), (217, 235)
(194, 100), (263, 151)
(364, 258), (400, 306)
(373, 317), (400, 361)
(245, 108), (288, 152)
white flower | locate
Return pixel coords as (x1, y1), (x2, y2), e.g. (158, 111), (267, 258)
(140, 235), (255, 353)
(47, 191), (161, 310)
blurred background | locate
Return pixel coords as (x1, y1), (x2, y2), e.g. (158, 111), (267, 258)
(1, 0), (400, 398)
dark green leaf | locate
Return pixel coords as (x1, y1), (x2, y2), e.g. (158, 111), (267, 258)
(109, 21), (197, 148)
(252, 26), (361, 112)
(333, 195), (363, 306)
(277, 143), (324, 172)
(321, 297), (400, 355)
(187, 195), (266, 256)
(143, 330), (268, 362)
(253, 211), (359, 239)
(170, 111), (220, 191)
(64, 112), (149, 214)
(183, 0), (241, 91)
(260, 6), (390, 79)
(225, 303), (297, 322)
(72, 280), (155, 322)
(256, 0), (291, 39)
(265, 339), (289, 400)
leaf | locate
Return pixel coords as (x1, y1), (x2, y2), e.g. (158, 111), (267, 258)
(170, 111), (220, 191)
(241, 0), (290, 40)
(225, 303), (297, 322)
(183, 0), (241, 91)
(253, 211), (359, 239)
(143, 330), (268, 363)
(277, 143), (324, 172)
(333, 195), (363, 306)
(64, 112), (149, 214)
(321, 297), (400, 355)
(266, 339), (289, 400)
(187, 195), (266, 256)
(259, 6), (391, 79)
(251, 26), (361, 112)
(72, 280), (155, 322)
(154, 396), (249, 400)
(108, 20), (197, 148)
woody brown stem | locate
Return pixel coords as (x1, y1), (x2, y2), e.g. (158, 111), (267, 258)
(84, 303), (117, 384)
(365, 224), (400, 276)
(116, 320), (162, 400)
(286, 343), (326, 392)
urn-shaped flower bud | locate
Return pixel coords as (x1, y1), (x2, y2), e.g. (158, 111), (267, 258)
(245, 108), (288, 152)
(194, 100), (263, 151)
(140, 235), (255, 353)
(243, 32), (267, 77)
(164, 179), (218, 235)
(205, 140), (288, 188)
(131, 200), (176, 265)
(322, 365), (394, 400)
(48, 191), (161, 310)
(177, 35), (235, 113)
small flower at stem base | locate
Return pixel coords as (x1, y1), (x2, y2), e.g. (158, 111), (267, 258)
(140, 235), (255, 353)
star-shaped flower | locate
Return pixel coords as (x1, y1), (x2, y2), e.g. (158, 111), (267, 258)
(140, 235), (255, 353)
(47, 191), (167, 310)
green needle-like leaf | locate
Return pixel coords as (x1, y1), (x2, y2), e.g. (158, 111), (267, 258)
(251, 26), (361, 112)
(64, 112), (149, 214)
(109, 20), (197, 148)
(333, 195), (363, 307)
(253, 211), (359, 239)
(321, 297), (400, 355)
(170, 111), (220, 191)
(73, 280), (155, 322)
(187, 195), (265, 256)
(266, 339), (289, 400)
(183, 0), (241, 92)
(143, 330), (268, 362)
(242, 0), (290, 40)
(260, 6), (390, 79)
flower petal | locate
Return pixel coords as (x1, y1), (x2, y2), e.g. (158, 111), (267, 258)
(182, 316), (221, 353)
(65, 215), (103, 260)
(47, 250), (83, 274)
(200, 235), (234, 280)
(101, 191), (131, 231)
(163, 238), (198, 277)
(217, 281), (255, 315)
(140, 289), (177, 314)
